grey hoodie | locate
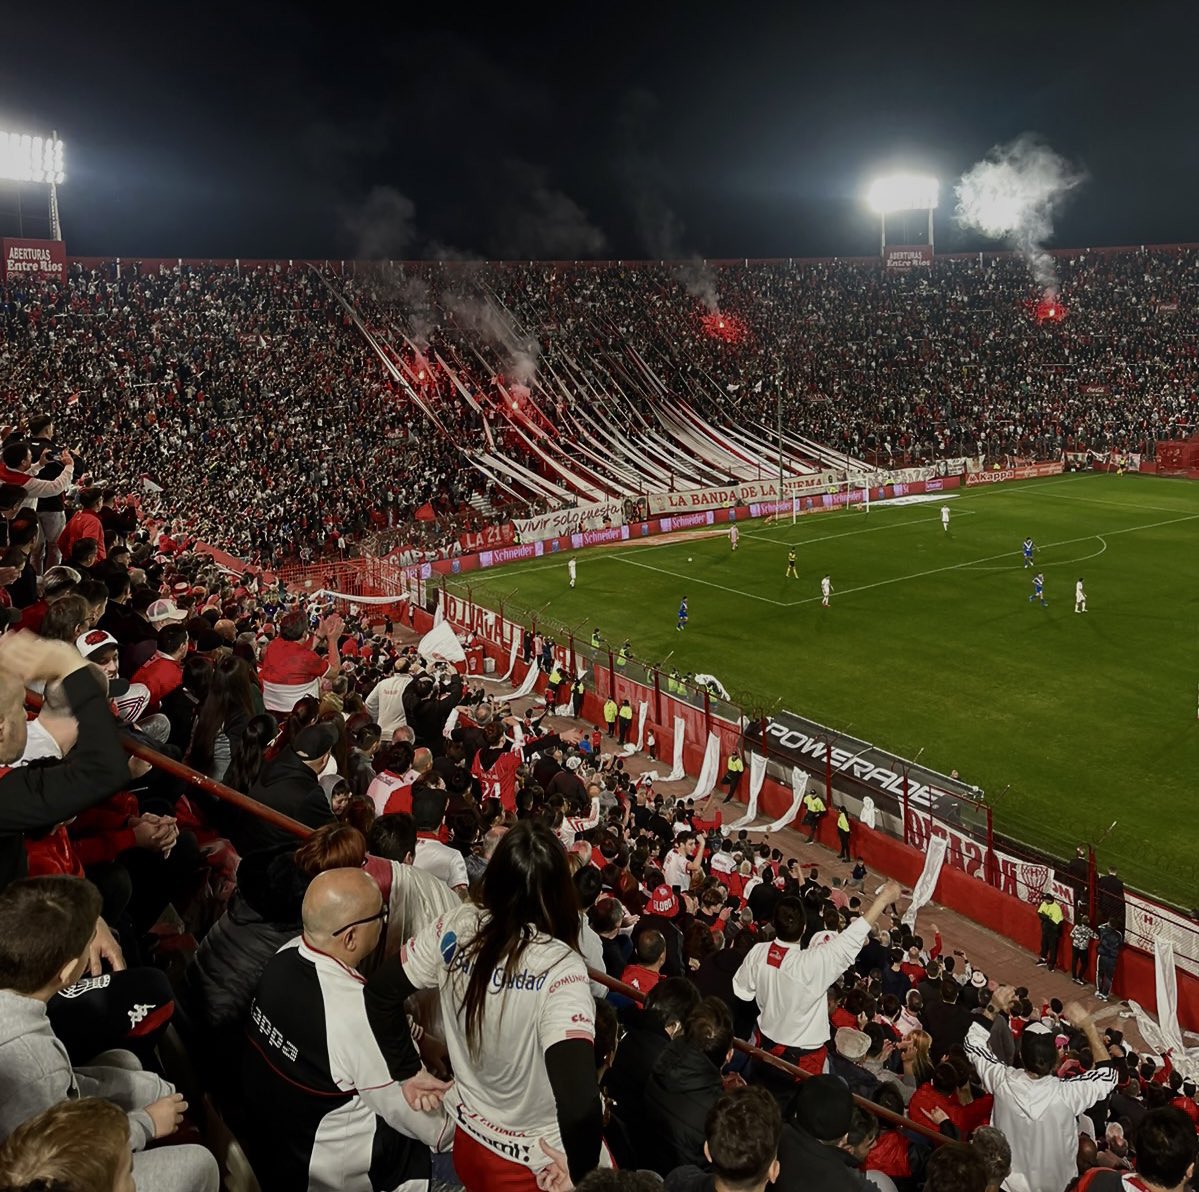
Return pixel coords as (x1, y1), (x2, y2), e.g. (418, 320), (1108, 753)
(0, 987), (168, 1146)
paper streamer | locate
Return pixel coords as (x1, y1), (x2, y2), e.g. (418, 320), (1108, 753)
(1130, 944), (1199, 1079)
(902, 835), (948, 929)
(433, 591), (444, 627)
(667, 716), (686, 780)
(860, 795), (878, 831)
(511, 658), (541, 698)
(634, 701), (648, 751)
(442, 704), (461, 740)
(313, 588), (407, 605)
(418, 621), (466, 664)
(728, 752), (768, 829)
(765, 768), (809, 833)
(498, 635), (519, 682)
(688, 732), (722, 800)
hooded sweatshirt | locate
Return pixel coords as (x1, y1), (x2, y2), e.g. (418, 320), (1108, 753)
(964, 1021), (1117, 1192)
(0, 987), (168, 1147)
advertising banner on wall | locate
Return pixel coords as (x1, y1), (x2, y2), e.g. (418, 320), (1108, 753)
(965, 461), (1064, 487)
(2, 238), (66, 281)
(884, 245), (933, 269)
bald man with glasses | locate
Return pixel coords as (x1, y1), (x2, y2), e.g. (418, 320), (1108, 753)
(243, 869), (453, 1192)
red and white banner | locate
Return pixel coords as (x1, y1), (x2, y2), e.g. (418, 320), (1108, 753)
(965, 461), (1064, 487)
(884, 245), (933, 269)
(513, 499), (625, 543)
(458, 523), (514, 553)
(648, 472), (842, 515)
(2, 238), (66, 281)
(1126, 894), (1199, 979)
(905, 807), (1075, 920)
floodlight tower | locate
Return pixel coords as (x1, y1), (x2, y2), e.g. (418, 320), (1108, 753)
(866, 173), (938, 257)
(0, 130), (66, 239)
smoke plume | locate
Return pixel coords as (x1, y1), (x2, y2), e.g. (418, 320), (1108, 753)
(341, 186), (418, 259)
(954, 135), (1085, 293)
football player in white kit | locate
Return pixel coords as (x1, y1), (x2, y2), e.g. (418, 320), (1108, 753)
(568, 558), (577, 588)
(821, 575), (832, 607)
(729, 525), (739, 551)
(1074, 577), (1087, 613)
(941, 505), (951, 532)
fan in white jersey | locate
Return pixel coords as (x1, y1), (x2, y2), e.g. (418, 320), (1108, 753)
(365, 820), (603, 1189)
(1075, 577), (1087, 613)
(568, 558), (577, 588)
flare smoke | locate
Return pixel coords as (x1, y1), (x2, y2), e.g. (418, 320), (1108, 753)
(954, 135), (1085, 294)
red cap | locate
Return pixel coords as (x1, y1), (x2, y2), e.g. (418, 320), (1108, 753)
(648, 884), (680, 918)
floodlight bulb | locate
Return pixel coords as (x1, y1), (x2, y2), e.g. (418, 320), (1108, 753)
(866, 173), (940, 214)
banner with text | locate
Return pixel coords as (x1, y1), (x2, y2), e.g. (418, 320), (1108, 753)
(904, 806), (1075, 919)
(1125, 894), (1199, 980)
(964, 461), (1064, 487)
(513, 499), (626, 543)
(458, 523), (514, 553)
(884, 245), (933, 269)
(2, 238), (66, 282)
(745, 708), (985, 829)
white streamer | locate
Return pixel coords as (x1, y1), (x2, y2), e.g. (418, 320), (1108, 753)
(902, 835), (948, 929)
(667, 716), (686, 781)
(728, 752), (768, 829)
(764, 768), (808, 833)
(687, 732), (721, 800)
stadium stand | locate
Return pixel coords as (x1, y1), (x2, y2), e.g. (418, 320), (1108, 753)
(3, 248), (1197, 566)
(0, 249), (1195, 1189)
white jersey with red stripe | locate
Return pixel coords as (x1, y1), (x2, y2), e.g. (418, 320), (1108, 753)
(400, 903), (595, 1172)
(732, 916), (870, 1049)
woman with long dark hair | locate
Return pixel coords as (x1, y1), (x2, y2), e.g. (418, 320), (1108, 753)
(162, 654), (213, 752)
(223, 714), (278, 795)
(365, 819), (602, 1191)
(188, 655), (256, 781)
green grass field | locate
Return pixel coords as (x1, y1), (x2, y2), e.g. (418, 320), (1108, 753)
(449, 474), (1199, 906)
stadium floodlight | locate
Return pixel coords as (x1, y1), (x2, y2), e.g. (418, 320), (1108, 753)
(866, 173), (938, 215)
(866, 172), (938, 257)
(0, 130), (65, 240)
(0, 131), (65, 185)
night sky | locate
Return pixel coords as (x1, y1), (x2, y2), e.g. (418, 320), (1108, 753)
(2, 1), (1196, 260)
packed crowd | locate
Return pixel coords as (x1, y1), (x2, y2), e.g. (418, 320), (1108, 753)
(354, 249), (1199, 475)
(0, 264), (480, 565)
(0, 426), (1192, 1192)
(3, 250), (1196, 574)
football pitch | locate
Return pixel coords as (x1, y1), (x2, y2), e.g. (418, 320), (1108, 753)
(447, 474), (1199, 907)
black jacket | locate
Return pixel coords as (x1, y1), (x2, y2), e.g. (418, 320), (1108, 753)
(664, 1169), (716, 1192)
(235, 747), (334, 856)
(0, 668), (130, 891)
(605, 1008), (671, 1134)
(642, 1040), (724, 1175)
(776, 1123), (873, 1192)
(183, 848), (307, 1029)
(921, 997), (975, 1061)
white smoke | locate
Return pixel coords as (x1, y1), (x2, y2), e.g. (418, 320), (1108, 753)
(445, 291), (541, 383)
(954, 135), (1085, 293)
(676, 257), (719, 314)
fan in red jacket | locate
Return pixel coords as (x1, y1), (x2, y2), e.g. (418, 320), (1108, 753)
(57, 487), (107, 562)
